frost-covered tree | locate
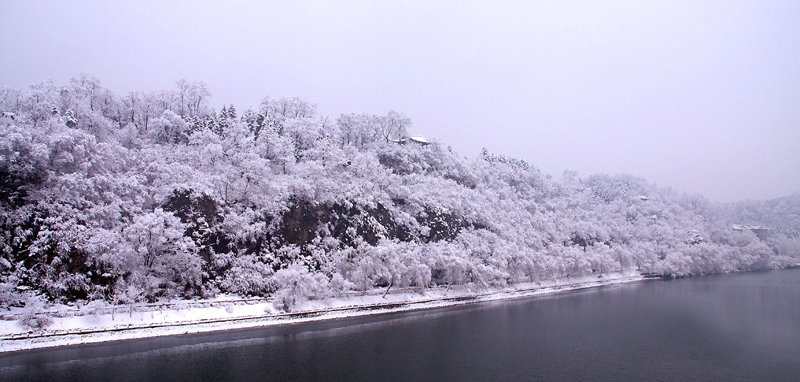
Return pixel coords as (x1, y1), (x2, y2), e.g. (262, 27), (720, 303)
(271, 263), (329, 311)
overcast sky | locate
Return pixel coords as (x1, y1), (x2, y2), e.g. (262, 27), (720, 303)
(1, 0), (798, 202)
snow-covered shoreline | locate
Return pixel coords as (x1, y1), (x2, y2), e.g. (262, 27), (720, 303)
(0, 272), (651, 354)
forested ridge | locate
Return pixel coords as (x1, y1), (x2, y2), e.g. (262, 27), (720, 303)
(2, 76), (799, 312)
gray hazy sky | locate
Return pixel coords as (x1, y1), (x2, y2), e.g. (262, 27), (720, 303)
(2, 0), (799, 202)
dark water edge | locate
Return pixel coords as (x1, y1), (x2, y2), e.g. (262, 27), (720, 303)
(1, 269), (799, 382)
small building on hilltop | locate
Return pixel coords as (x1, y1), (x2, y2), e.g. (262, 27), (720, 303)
(732, 224), (771, 240)
(409, 136), (429, 146)
(392, 135), (430, 146)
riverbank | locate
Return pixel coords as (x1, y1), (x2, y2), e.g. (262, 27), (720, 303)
(0, 272), (650, 353)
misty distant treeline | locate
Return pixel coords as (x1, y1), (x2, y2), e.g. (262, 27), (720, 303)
(1, 75), (799, 312)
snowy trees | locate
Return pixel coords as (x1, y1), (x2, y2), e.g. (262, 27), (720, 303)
(175, 79), (211, 118)
(0, 125), (49, 205)
(1, 76), (799, 311)
(119, 209), (200, 299)
(382, 111), (411, 143)
(336, 111), (409, 148)
(271, 263), (330, 311)
(148, 110), (190, 144)
(123, 210), (190, 271)
(218, 254), (276, 296)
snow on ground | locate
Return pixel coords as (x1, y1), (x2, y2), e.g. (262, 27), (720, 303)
(0, 272), (648, 353)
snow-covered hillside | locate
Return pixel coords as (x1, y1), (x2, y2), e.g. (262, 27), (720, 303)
(1, 76), (798, 323)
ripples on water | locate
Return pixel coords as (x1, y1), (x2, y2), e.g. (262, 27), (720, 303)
(1, 269), (799, 381)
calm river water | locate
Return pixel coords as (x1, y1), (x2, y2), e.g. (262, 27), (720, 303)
(1, 269), (799, 381)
